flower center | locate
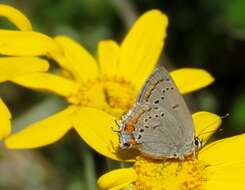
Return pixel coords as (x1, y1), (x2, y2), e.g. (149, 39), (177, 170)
(133, 156), (208, 190)
(68, 76), (137, 118)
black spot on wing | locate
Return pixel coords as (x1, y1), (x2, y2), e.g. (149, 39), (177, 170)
(172, 104), (180, 109)
(154, 100), (159, 104)
(137, 135), (142, 140)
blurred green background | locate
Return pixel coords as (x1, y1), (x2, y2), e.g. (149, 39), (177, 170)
(0, 0), (245, 189)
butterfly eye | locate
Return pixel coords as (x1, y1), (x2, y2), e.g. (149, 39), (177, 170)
(193, 137), (201, 149)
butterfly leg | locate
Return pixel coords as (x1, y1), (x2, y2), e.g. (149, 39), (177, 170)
(175, 160), (183, 176)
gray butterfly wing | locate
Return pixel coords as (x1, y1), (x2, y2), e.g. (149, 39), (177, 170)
(134, 66), (195, 158)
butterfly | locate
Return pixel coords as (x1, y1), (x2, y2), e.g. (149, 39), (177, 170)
(118, 66), (201, 160)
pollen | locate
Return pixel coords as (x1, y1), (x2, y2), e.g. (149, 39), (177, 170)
(67, 76), (137, 118)
(133, 156), (208, 190)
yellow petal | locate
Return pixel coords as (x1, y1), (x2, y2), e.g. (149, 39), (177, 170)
(5, 106), (76, 148)
(97, 168), (136, 190)
(170, 68), (214, 94)
(98, 40), (120, 77)
(10, 73), (79, 98)
(204, 162), (245, 190)
(0, 57), (49, 82)
(205, 181), (245, 190)
(0, 4), (32, 31)
(200, 134), (245, 190)
(72, 107), (137, 161)
(119, 10), (168, 89)
(193, 111), (221, 145)
(199, 134), (245, 165)
(0, 30), (62, 56)
(53, 35), (99, 81)
(0, 98), (11, 140)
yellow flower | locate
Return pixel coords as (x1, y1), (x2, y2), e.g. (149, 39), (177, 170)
(1, 6), (214, 156)
(0, 5), (50, 140)
(97, 114), (245, 190)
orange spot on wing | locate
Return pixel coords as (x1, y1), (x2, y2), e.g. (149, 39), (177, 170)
(124, 109), (146, 134)
(129, 138), (137, 145)
(125, 124), (134, 133)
